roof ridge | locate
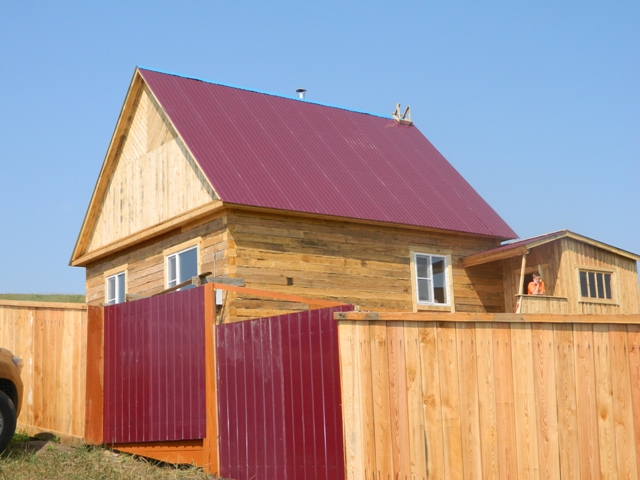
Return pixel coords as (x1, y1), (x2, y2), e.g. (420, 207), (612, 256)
(137, 66), (392, 121)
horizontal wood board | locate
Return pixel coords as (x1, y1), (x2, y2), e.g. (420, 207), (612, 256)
(338, 316), (640, 479)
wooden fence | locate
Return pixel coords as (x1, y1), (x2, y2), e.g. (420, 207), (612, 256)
(336, 312), (640, 480)
(0, 300), (88, 443)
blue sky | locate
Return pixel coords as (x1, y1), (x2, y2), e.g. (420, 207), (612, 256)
(0, 2), (638, 294)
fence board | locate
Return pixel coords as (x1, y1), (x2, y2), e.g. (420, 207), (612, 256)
(628, 325), (640, 475)
(457, 323), (482, 480)
(437, 323), (464, 479)
(475, 324), (499, 479)
(418, 324), (445, 479)
(574, 324), (600, 479)
(370, 321), (394, 478)
(511, 323), (539, 479)
(593, 324), (618, 478)
(531, 324), (560, 480)
(404, 322), (427, 479)
(609, 325), (639, 479)
(492, 324), (519, 480)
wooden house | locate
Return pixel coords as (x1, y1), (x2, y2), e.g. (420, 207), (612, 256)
(70, 68), (640, 319)
(70, 67), (519, 320)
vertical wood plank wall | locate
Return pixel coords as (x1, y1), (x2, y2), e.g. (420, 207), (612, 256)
(0, 301), (88, 441)
(337, 313), (640, 480)
(86, 84), (217, 253)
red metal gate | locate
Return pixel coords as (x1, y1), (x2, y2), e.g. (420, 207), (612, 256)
(103, 288), (207, 443)
(216, 305), (353, 480)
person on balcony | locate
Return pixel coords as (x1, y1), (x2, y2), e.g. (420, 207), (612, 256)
(528, 272), (546, 295)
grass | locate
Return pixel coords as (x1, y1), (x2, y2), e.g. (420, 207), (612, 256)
(0, 293), (85, 303)
(0, 433), (221, 480)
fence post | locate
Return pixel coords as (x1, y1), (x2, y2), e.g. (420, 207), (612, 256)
(203, 283), (219, 474)
(84, 305), (104, 444)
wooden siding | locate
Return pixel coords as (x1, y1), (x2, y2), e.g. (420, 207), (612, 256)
(85, 214), (228, 305)
(0, 301), (87, 441)
(86, 84), (216, 253)
(337, 312), (640, 480)
(225, 210), (504, 321)
(503, 238), (639, 314)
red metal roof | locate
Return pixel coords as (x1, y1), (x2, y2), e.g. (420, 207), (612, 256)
(139, 68), (517, 239)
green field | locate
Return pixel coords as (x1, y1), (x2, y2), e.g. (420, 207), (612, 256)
(0, 294), (85, 303)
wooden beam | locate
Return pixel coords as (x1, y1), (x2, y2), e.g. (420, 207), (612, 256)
(461, 245), (529, 267)
(333, 311), (640, 325)
(202, 284), (219, 475)
(203, 276), (245, 287)
(84, 306), (104, 445)
(0, 300), (87, 310)
(516, 253), (528, 313)
(71, 201), (223, 266)
(112, 440), (204, 465)
(209, 283), (346, 309)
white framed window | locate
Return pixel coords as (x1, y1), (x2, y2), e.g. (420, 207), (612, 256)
(106, 272), (126, 305)
(413, 252), (450, 306)
(166, 245), (198, 290)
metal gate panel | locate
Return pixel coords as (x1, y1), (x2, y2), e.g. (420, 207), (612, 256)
(103, 288), (206, 443)
(216, 305), (352, 480)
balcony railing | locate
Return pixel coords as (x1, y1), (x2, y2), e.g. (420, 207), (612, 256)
(515, 294), (569, 314)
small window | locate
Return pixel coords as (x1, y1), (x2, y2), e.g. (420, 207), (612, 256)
(106, 272), (125, 305)
(167, 246), (198, 290)
(579, 270), (612, 300)
(414, 253), (449, 305)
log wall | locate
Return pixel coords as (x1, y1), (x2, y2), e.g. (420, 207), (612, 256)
(85, 213), (228, 305)
(0, 300), (88, 442)
(226, 210), (505, 321)
(336, 311), (640, 480)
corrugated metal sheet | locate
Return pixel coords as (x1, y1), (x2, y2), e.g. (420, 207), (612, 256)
(139, 68), (517, 239)
(216, 306), (352, 480)
(103, 288), (206, 443)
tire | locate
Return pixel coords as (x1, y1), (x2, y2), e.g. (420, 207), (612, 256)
(0, 390), (16, 453)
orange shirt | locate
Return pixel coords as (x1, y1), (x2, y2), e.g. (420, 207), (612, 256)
(527, 280), (546, 295)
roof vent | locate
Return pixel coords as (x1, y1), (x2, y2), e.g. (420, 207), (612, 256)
(392, 103), (412, 125)
(296, 88), (307, 100)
